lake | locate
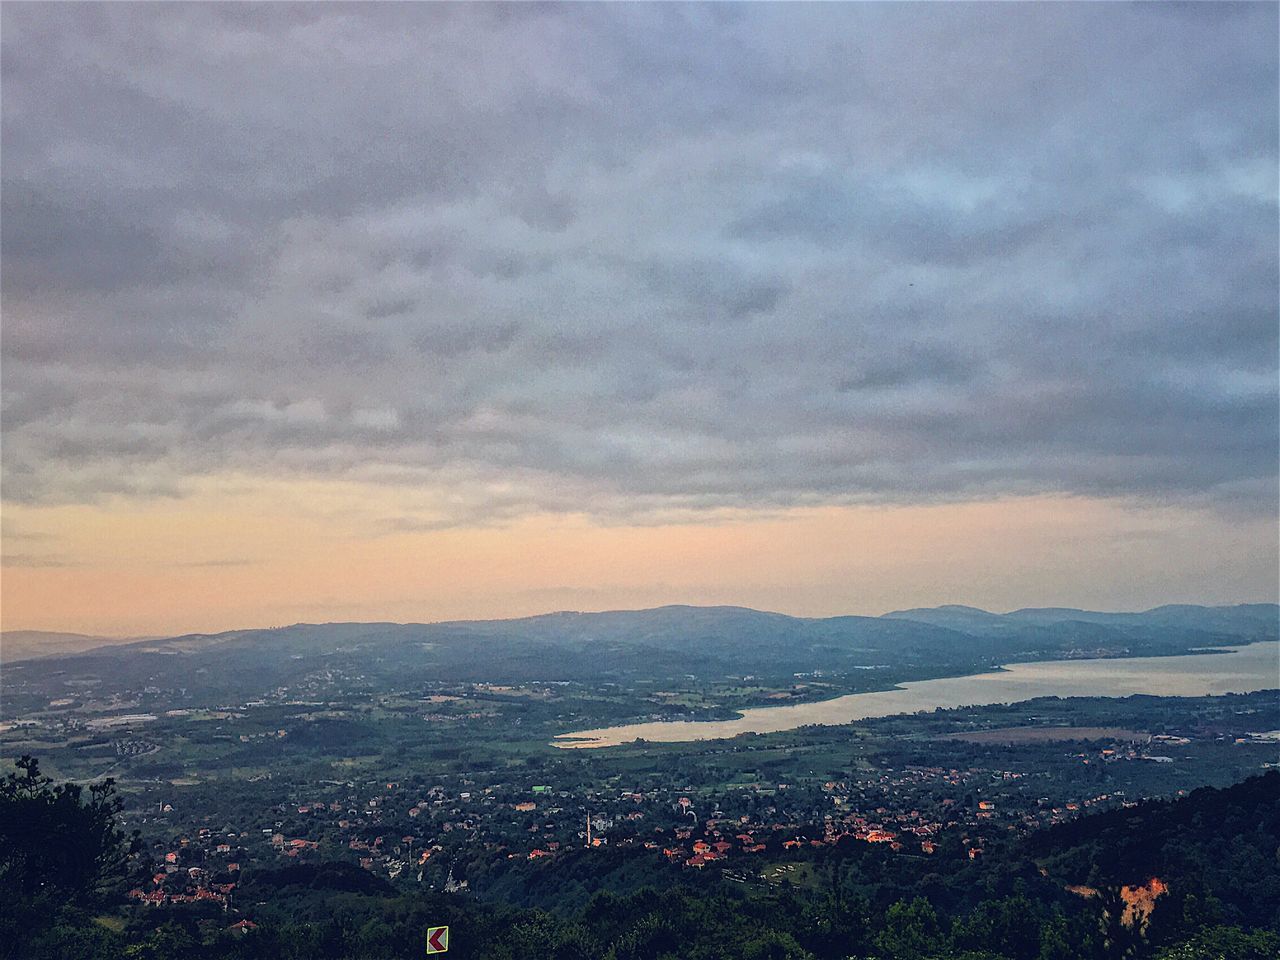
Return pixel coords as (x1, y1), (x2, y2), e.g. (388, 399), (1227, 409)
(552, 640), (1280, 748)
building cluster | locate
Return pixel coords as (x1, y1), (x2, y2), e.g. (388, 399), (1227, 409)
(116, 750), (1153, 890)
(127, 828), (243, 909)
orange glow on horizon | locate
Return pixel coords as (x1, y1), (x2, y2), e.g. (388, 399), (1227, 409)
(1, 478), (1275, 637)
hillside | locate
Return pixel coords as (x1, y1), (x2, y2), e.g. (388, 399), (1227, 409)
(884, 602), (1277, 642)
(4, 763), (1276, 960)
(3, 603), (1273, 716)
(0, 630), (142, 663)
(1029, 770), (1280, 929)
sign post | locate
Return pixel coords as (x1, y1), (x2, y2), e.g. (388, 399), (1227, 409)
(426, 925), (449, 954)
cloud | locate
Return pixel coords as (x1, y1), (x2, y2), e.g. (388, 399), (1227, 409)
(1, 553), (77, 568)
(1, 3), (1276, 525)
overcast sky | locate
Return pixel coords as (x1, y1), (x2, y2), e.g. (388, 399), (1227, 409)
(2, 3), (1276, 635)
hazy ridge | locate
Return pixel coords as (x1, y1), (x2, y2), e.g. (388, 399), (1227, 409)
(4, 602), (1273, 670)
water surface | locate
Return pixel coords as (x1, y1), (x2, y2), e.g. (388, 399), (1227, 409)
(554, 641), (1279, 748)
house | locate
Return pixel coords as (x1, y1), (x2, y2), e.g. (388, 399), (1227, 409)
(227, 920), (257, 935)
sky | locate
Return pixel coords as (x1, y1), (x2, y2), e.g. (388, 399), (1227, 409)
(2, 2), (1277, 637)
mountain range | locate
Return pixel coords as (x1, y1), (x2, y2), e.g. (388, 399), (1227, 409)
(3, 603), (1274, 675)
(0, 630), (150, 663)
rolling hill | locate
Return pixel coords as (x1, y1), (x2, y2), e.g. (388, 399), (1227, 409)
(2, 603), (1273, 714)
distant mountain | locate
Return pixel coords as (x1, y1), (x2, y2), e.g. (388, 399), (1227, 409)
(1131, 602), (1280, 633)
(0, 630), (149, 663)
(1001, 603), (1278, 631)
(887, 602), (1277, 643)
(4, 603), (1273, 709)
(74, 606), (982, 680)
(880, 604), (1011, 633)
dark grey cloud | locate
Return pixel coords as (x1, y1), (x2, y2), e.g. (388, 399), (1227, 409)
(2, 2), (1276, 523)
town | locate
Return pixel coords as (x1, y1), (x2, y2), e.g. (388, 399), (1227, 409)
(5, 673), (1269, 920)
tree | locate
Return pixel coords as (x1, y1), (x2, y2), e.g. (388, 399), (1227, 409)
(875, 897), (946, 960)
(0, 755), (139, 903)
(1154, 925), (1280, 960)
(951, 895), (1042, 960)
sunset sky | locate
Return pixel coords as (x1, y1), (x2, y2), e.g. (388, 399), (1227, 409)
(2, 3), (1277, 637)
